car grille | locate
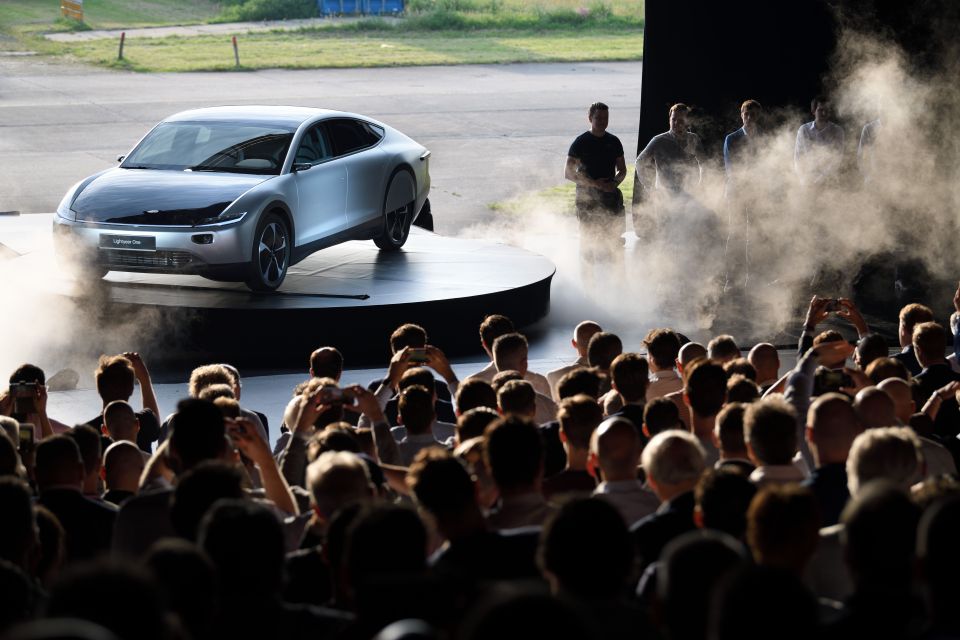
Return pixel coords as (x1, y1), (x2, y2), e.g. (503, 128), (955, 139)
(100, 250), (196, 270)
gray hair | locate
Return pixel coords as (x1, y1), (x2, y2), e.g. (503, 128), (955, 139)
(847, 427), (923, 496)
(641, 429), (706, 486)
(306, 450), (374, 519)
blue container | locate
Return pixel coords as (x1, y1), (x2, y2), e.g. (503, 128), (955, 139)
(318, 0), (403, 15)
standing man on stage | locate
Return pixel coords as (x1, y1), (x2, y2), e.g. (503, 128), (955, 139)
(565, 102), (628, 286)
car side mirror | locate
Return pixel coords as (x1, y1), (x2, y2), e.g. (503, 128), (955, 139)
(292, 162), (312, 172)
(117, 155), (125, 163)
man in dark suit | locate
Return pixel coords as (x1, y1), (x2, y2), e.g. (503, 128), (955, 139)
(631, 430), (706, 570)
(893, 304), (934, 376)
(802, 393), (862, 527)
(608, 353), (649, 435)
(913, 322), (960, 438)
(35, 435), (117, 563)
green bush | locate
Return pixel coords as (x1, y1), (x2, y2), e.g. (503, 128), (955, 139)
(221, 0), (317, 21)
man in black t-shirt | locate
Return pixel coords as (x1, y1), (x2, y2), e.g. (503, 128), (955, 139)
(565, 102), (627, 281)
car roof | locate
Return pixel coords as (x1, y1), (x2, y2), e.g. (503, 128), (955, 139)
(163, 106), (352, 127)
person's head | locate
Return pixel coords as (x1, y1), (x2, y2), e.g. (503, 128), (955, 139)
(899, 303), (934, 348)
(102, 400), (139, 443)
(913, 321), (947, 368)
(644, 397), (683, 438)
(748, 343), (780, 384)
(842, 481), (920, 588)
(659, 530), (747, 640)
(813, 330), (847, 368)
(306, 424), (362, 462)
(811, 94), (831, 119)
(187, 364), (234, 399)
(726, 374), (760, 404)
(642, 430), (706, 501)
(669, 102), (690, 133)
(65, 425), (102, 488)
(197, 383), (234, 404)
(684, 358), (727, 419)
(589, 417), (640, 482)
(397, 367), (436, 395)
(853, 386), (898, 429)
(707, 335), (740, 363)
(307, 450), (375, 524)
(456, 407), (500, 444)
(170, 461), (245, 541)
(296, 377), (346, 428)
(586, 332), (622, 372)
(587, 101), (609, 132)
(0, 478), (38, 570)
(95, 355), (135, 403)
(492, 333), (529, 375)
(847, 427), (923, 496)
(390, 323), (428, 354)
(490, 370), (522, 391)
(407, 449), (477, 525)
(744, 397), (798, 466)
(747, 485), (820, 574)
(557, 367), (602, 400)
(557, 394), (602, 455)
(877, 378), (916, 424)
(167, 398), (228, 473)
(0, 429), (17, 478)
(46, 561), (166, 640)
(479, 314), (514, 357)
(724, 358), (756, 382)
(740, 99), (762, 129)
(866, 356), (911, 384)
(309, 346), (344, 380)
(199, 499), (285, 600)
(573, 321), (603, 357)
(144, 540), (217, 640)
(398, 385), (435, 436)
(9, 363), (45, 386)
(538, 497), (633, 599)
(709, 565), (818, 640)
(806, 392), (862, 467)
(643, 328), (681, 372)
(677, 342), (707, 374)
(694, 468), (757, 538)
(218, 364), (242, 400)
(855, 333), (888, 370)
(34, 505), (64, 589)
(102, 441), (144, 494)
(715, 403), (749, 460)
(455, 378), (497, 414)
(497, 379), (536, 418)
(483, 415), (543, 493)
(35, 435), (84, 492)
(610, 353), (649, 403)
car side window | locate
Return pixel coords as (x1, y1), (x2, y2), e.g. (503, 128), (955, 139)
(294, 125), (332, 165)
(326, 119), (383, 157)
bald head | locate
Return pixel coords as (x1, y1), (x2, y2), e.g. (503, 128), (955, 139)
(678, 342), (707, 371)
(854, 386), (899, 429)
(103, 440), (145, 493)
(748, 343), (780, 383)
(806, 393), (863, 466)
(877, 378), (916, 424)
(590, 417), (640, 481)
(103, 400), (139, 443)
(573, 321), (603, 357)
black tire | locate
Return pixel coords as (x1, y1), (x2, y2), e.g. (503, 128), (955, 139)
(374, 170), (415, 251)
(244, 212), (290, 292)
(412, 198), (434, 231)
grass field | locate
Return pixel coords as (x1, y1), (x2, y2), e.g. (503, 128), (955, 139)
(1, 0), (644, 70)
(491, 180), (635, 217)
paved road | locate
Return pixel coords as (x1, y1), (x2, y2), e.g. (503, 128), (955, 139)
(0, 55), (642, 234)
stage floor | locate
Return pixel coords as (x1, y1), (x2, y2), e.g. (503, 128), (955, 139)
(0, 214), (555, 366)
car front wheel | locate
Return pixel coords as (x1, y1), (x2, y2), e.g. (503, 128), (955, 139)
(374, 169), (416, 251)
(245, 212), (290, 292)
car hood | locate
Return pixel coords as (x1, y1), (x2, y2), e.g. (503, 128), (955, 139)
(71, 168), (269, 225)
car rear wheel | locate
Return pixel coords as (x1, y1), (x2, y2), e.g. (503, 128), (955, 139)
(374, 169), (416, 251)
(245, 212), (290, 292)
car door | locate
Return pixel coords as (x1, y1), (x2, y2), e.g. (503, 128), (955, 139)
(292, 123), (348, 246)
(326, 118), (389, 228)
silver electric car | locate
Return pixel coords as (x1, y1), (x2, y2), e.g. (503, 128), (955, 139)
(53, 106), (431, 291)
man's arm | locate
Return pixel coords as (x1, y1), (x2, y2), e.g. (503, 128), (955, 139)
(228, 417), (299, 516)
(345, 385), (401, 466)
(799, 296), (830, 357)
(613, 155), (627, 186)
(565, 156), (602, 190)
(124, 353), (161, 425)
(837, 298), (870, 339)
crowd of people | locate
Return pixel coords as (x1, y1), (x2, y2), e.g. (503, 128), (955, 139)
(3, 285), (960, 640)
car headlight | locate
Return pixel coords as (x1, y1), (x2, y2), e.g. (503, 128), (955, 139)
(56, 181), (84, 221)
(195, 210), (248, 227)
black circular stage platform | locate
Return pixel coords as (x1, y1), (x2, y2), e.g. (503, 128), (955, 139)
(2, 217), (555, 367)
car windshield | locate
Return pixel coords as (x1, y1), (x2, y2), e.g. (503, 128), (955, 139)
(121, 121), (296, 175)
